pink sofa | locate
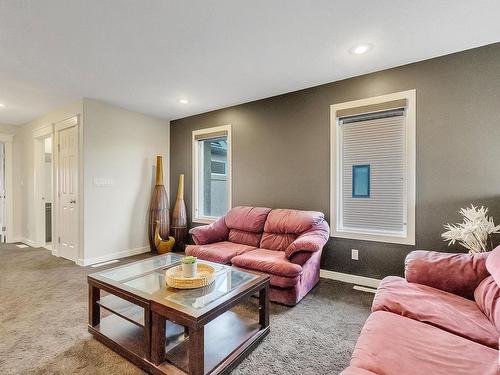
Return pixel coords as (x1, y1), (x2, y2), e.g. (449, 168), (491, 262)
(342, 247), (500, 375)
(186, 206), (330, 306)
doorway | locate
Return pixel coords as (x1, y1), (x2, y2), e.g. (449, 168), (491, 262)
(0, 133), (13, 243)
(42, 136), (53, 250)
(54, 116), (79, 262)
(34, 117), (80, 262)
(34, 126), (54, 250)
(0, 143), (6, 242)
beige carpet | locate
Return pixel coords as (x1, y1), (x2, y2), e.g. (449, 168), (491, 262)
(0, 243), (373, 375)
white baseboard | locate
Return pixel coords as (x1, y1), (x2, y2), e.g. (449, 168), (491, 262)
(10, 237), (37, 247)
(320, 269), (381, 289)
(77, 246), (150, 267)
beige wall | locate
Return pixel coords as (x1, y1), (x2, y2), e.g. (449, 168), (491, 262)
(0, 123), (20, 134)
(12, 100), (83, 243)
(82, 98), (169, 263)
(10, 99), (169, 266)
(170, 43), (500, 279)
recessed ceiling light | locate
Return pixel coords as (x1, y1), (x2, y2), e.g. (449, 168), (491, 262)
(350, 44), (372, 55)
(0, 103), (5, 108)
(178, 99), (189, 104)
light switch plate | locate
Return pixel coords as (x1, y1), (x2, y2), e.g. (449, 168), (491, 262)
(351, 249), (359, 261)
(93, 177), (114, 187)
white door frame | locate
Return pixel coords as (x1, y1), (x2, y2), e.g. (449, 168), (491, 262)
(54, 115), (80, 261)
(33, 124), (54, 248)
(0, 133), (14, 243)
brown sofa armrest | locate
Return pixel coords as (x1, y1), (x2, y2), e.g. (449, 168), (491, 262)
(404, 250), (490, 299)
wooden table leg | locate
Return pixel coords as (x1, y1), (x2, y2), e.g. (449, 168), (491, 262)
(188, 326), (204, 375)
(144, 308), (151, 360)
(151, 311), (166, 365)
(88, 284), (100, 327)
(259, 284), (269, 328)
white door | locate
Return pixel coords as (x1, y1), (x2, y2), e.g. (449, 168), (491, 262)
(0, 143), (5, 242)
(57, 124), (78, 261)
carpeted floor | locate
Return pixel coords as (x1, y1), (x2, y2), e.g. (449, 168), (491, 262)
(0, 243), (373, 375)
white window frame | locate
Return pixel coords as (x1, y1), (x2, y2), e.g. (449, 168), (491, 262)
(192, 124), (232, 224)
(330, 90), (416, 245)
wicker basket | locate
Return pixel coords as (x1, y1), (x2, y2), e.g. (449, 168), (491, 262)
(165, 263), (216, 289)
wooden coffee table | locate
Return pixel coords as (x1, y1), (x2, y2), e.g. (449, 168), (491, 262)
(88, 254), (270, 375)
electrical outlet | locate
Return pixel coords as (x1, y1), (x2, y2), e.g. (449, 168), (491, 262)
(351, 249), (359, 260)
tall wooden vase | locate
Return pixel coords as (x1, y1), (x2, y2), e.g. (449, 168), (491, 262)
(148, 156), (170, 253)
(171, 174), (188, 250)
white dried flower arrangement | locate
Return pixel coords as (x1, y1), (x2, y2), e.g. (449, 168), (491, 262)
(442, 205), (500, 254)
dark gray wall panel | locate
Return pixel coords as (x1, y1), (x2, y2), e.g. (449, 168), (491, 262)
(170, 43), (500, 278)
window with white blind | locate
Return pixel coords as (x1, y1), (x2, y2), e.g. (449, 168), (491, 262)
(330, 90), (416, 245)
(192, 125), (232, 224)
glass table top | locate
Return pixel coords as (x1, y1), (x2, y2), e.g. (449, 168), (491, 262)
(98, 253), (182, 282)
(94, 253), (258, 311)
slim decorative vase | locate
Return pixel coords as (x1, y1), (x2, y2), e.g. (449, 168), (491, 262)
(148, 156), (170, 254)
(171, 174), (188, 251)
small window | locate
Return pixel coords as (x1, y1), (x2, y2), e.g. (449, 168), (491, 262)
(352, 165), (370, 198)
(192, 125), (231, 223)
(330, 90), (416, 245)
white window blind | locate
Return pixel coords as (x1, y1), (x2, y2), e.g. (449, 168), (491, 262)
(339, 109), (406, 236)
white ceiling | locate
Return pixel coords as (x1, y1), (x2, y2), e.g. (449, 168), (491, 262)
(0, 0), (499, 125)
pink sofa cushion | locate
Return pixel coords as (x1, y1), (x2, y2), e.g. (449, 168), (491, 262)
(289, 251), (313, 266)
(231, 248), (303, 277)
(475, 275), (500, 333)
(260, 209), (324, 251)
(340, 368), (379, 375)
(285, 219), (330, 258)
(260, 232), (297, 251)
(405, 250), (490, 299)
(269, 274), (300, 288)
(190, 217), (229, 245)
(224, 206), (271, 247)
(486, 245), (500, 285)
(185, 241), (256, 264)
(350, 311), (499, 375)
(373, 276), (499, 348)
(228, 229), (262, 247)
(225, 206), (271, 232)
(263, 209), (325, 234)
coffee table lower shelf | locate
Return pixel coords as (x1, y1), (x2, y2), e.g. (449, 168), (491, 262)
(88, 309), (269, 375)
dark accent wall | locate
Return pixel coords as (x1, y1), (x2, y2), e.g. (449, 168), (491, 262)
(170, 43), (500, 279)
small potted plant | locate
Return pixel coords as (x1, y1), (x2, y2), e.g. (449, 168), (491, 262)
(181, 256), (198, 278)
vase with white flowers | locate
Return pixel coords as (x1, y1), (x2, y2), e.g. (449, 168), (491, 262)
(442, 205), (500, 254)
